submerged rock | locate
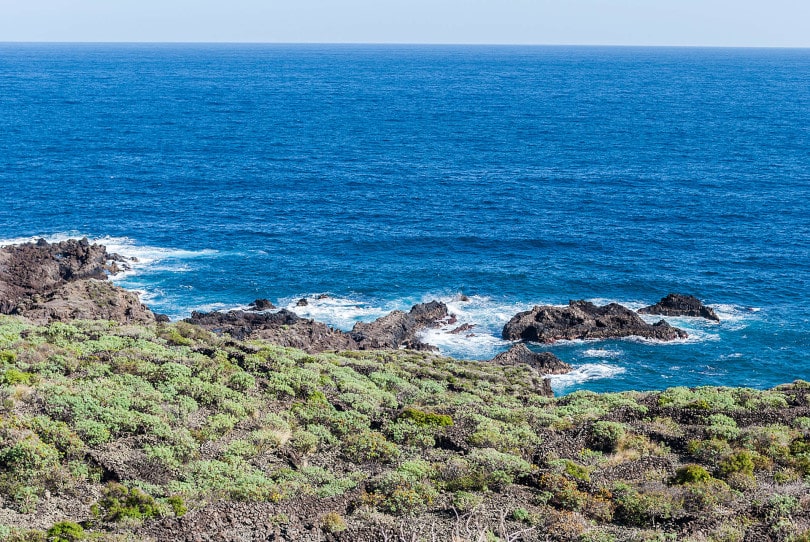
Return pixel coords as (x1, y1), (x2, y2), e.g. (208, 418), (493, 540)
(491, 343), (572, 375)
(502, 300), (687, 343)
(0, 238), (154, 324)
(639, 293), (720, 322)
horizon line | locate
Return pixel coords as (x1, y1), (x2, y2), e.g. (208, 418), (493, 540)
(1, 41), (809, 50)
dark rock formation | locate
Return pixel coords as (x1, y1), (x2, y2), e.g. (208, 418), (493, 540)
(0, 238), (154, 324)
(491, 343), (572, 375)
(502, 300), (687, 343)
(249, 298), (276, 311)
(639, 293), (720, 322)
(351, 301), (448, 351)
(449, 323), (475, 335)
(296, 298), (309, 307)
(186, 300), (451, 353)
(185, 309), (358, 352)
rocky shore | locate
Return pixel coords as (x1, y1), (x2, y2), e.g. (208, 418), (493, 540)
(2, 239), (809, 542)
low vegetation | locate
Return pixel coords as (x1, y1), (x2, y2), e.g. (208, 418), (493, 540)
(1, 314), (809, 540)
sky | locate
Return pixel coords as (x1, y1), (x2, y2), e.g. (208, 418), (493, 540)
(1, 0), (809, 47)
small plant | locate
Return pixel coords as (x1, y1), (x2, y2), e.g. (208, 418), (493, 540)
(588, 421), (626, 453)
(46, 521), (85, 542)
(672, 464), (712, 485)
(91, 482), (161, 522)
(320, 512), (347, 533)
(166, 495), (187, 517)
(451, 491), (483, 513)
(718, 450), (755, 478)
(399, 407), (453, 427)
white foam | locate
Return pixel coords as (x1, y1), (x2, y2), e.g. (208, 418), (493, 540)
(581, 348), (622, 359)
(283, 296), (397, 331)
(0, 233), (218, 281)
(548, 363), (626, 390)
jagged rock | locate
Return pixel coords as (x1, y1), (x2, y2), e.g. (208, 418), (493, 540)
(639, 293), (720, 322)
(296, 298), (309, 307)
(249, 298), (276, 310)
(351, 301), (448, 351)
(18, 280), (155, 325)
(185, 309), (357, 352)
(449, 323), (475, 335)
(502, 300), (687, 343)
(0, 238), (154, 324)
(491, 344), (572, 375)
(187, 301), (450, 354)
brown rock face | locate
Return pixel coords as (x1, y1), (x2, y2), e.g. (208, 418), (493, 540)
(639, 293), (720, 322)
(502, 300), (687, 343)
(491, 343), (572, 375)
(0, 238), (154, 324)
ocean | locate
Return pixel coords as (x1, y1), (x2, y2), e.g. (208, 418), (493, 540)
(1, 44), (808, 394)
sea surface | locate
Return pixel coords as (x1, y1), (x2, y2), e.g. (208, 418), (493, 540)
(1, 44), (809, 394)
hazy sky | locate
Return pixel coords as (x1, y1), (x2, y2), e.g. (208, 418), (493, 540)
(1, 0), (808, 47)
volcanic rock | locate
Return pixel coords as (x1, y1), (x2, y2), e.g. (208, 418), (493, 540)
(351, 300), (448, 351)
(249, 298), (276, 311)
(0, 238), (154, 324)
(185, 309), (357, 352)
(639, 293), (720, 322)
(491, 343), (572, 375)
(502, 300), (687, 343)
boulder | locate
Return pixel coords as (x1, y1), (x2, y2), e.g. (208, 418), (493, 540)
(249, 298), (276, 311)
(639, 293), (720, 321)
(502, 300), (687, 343)
(491, 343), (572, 375)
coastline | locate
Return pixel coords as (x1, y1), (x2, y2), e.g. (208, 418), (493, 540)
(2, 238), (810, 540)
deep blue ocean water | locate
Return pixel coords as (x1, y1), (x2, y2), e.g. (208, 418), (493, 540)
(1, 44), (809, 394)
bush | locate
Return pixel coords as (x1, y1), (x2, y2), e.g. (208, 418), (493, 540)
(342, 431), (399, 463)
(451, 491), (483, 513)
(588, 421), (626, 453)
(166, 495), (187, 517)
(718, 450), (755, 478)
(46, 522), (84, 542)
(91, 483), (161, 522)
(672, 464), (712, 485)
(399, 407), (453, 427)
(320, 512), (347, 533)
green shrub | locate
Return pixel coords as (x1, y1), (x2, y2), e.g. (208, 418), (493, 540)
(320, 512), (347, 533)
(91, 482), (160, 522)
(718, 450), (755, 478)
(342, 431), (399, 463)
(451, 491), (483, 513)
(538, 473), (588, 511)
(672, 464), (712, 485)
(588, 421), (626, 453)
(45, 521), (84, 542)
(399, 407), (453, 427)
(2, 368), (36, 385)
(166, 495), (187, 517)
(612, 483), (679, 527)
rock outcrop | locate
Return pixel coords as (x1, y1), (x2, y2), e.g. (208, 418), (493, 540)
(351, 300), (448, 351)
(185, 309), (358, 352)
(639, 293), (720, 321)
(502, 300), (687, 343)
(0, 238), (154, 324)
(187, 300), (450, 353)
(491, 343), (572, 375)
